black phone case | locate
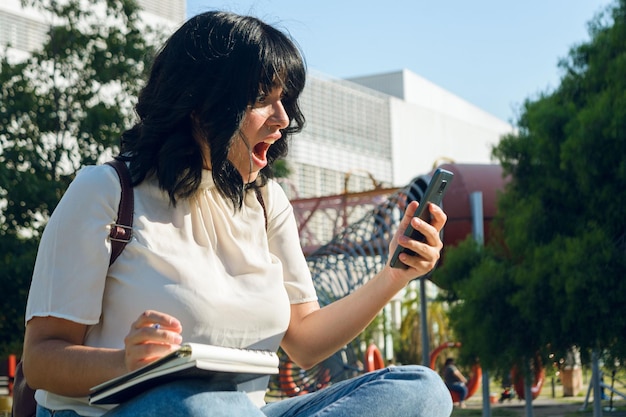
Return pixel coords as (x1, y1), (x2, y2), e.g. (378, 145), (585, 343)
(389, 168), (454, 269)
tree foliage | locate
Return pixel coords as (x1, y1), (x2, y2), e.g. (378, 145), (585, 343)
(0, 0), (157, 357)
(434, 0), (626, 373)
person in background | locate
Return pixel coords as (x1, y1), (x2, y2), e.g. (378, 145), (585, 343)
(443, 357), (469, 408)
(21, 10), (453, 417)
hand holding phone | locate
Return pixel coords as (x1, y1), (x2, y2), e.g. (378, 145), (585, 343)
(389, 168), (454, 269)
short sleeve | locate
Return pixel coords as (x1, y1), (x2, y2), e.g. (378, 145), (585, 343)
(25, 164), (122, 324)
(264, 181), (317, 304)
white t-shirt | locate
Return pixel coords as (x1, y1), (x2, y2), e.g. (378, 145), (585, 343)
(25, 163), (318, 416)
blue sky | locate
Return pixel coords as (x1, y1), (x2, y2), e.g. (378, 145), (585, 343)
(185, 0), (614, 123)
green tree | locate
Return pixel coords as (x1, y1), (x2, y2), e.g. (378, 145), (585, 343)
(435, 238), (541, 373)
(0, 0), (157, 357)
(434, 0), (626, 375)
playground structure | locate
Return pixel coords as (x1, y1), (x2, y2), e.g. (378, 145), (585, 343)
(289, 163), (507, 258)
(268, 163), (509, 398)
(581, 358), (626, 412)
(428, 342), (547, 404)
(429, 341), (482, 403)
(511, 359), (546, 401)
(0, 355), (15, 413)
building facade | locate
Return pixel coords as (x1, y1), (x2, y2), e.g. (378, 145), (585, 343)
(284, 68), (513, 201)
(286, 71), (394, 199)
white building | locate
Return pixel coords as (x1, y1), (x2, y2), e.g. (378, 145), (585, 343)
(351, 69), (513, 186)
(285, 69), (513, 200)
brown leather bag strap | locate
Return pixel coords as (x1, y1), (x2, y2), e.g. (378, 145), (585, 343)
(10, 161), (134, 417)
(11, 360), (36, 417)
(254, 187), (268, 231)
(105, 159), (134, 266)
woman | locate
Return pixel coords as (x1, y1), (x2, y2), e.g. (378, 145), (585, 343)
(22, 11), (453, 417)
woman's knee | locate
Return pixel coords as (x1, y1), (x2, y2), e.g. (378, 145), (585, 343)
(382, 366), (453, 415)
(384, 365), (445, 386)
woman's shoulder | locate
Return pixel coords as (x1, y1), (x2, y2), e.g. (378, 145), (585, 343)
(72, 163), (121, 186)
(263, 179), (291, 210)
(63, 163), (123, 205)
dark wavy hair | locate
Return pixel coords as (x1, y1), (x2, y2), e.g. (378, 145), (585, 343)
(119, 11), (306, 208)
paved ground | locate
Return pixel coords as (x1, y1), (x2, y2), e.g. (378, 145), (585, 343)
(492, 398), (590, 416)
(464, 396), (626, 417)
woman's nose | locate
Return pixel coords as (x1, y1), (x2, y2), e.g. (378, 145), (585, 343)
(269, 100), (289, 129)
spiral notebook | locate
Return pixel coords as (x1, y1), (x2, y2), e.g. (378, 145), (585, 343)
(89, 343), (279, 405)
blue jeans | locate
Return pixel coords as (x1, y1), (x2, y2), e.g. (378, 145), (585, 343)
(447, 382), (468, 401)
(37, 365), (452, 417)
(263, 365), (452, 417)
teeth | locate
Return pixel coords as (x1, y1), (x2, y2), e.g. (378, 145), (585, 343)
(264, 139), (276, 145)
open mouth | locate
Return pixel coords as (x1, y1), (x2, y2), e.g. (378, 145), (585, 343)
(252, 141), (272, 166)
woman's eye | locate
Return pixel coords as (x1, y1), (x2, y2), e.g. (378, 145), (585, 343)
(256, 92), (268, 104)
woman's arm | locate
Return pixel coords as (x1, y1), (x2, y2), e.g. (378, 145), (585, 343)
(22, 317), (126, 397)
(281, 201), (447, 369)
(23, 311), (182, 397)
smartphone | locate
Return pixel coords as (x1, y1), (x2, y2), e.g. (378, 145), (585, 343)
(389, 168), (454, 269)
